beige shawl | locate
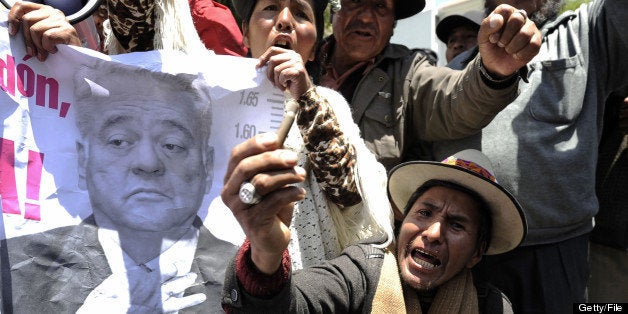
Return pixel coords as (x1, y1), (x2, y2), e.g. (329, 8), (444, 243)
(372, 249), (479, 314)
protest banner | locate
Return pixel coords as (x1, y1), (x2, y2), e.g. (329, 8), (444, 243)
(0, 11), (287, 311)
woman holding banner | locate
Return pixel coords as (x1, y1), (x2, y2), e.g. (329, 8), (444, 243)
(220, 0), (393, 270)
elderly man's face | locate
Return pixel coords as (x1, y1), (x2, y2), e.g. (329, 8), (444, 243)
(77, 95), (211, 234)
(397, 186), (483, 291)
(332, 0), (395, 63)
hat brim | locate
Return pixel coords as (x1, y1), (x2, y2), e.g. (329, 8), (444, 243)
(388, 161), (527, 255)
(1, 0), (102, 24)
(436, 15), (481, 43)
(395, 0), (426, 20)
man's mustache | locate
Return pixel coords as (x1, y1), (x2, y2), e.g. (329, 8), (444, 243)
(345, 22), (377, 35)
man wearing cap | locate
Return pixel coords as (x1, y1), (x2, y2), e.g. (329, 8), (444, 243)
(316, 0), (541, 175)
(0, 60), (236, 313)
(221, 149), (526, 313)
(436, 10), (483, 63)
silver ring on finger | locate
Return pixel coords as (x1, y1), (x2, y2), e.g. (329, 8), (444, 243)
(239, 181), (262, 205)
(514, 9), (528, 21)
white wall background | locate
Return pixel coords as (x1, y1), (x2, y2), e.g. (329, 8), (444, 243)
(391, 0), (483, 66)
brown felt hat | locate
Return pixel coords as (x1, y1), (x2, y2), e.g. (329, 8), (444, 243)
(388, 149), (527, 255)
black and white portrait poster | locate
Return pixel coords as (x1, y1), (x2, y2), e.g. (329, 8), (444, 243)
(0, 11), (288, 312)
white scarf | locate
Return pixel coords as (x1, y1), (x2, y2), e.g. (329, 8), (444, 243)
(285, 86), (393, 270)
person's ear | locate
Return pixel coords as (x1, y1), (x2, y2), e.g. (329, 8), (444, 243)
(204, 146), (214, 194)
(242, 23), (251, 48)
(76, 140), (87, 190)
(465, 241), (486, 268)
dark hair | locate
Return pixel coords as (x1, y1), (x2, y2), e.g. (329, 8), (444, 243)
(402, 179), (492, 252)
(237, 0), (327, 45)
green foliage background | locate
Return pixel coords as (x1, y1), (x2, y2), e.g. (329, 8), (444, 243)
(561, 0), (592, 12)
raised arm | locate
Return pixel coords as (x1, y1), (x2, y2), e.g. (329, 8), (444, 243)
(405, 4), (542, 142)
(221, 132), (306, 274)
(257, 47), (362, 207)
(478, 4), (542, 78)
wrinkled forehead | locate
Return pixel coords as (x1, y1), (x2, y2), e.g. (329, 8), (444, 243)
(403, 183), (484, 223)
(78, 74), (199, 105)
(250, 0), (319, 13)
(74, 65), (211, 136)
(94, 98), (199, 128)
(73, 62), (210, 111)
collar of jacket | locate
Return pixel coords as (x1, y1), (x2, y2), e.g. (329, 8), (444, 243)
(540, 10), (577, 36)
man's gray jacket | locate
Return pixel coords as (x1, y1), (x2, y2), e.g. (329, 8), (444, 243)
(222, 240), (511, 313)
(432, 0), (628, 245)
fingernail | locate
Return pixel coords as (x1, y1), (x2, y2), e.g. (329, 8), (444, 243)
(27, 46), (34, 56)
(279, 150), (298, 162)
(498, 41), (505, 48)
(186, 272), (198, 281)
(8, 23), (15, 35)
(295, 166), (306, 176)
(490, 14), (500, 28)
(489, 33), (499, 44)
(257, 132), (277, 146)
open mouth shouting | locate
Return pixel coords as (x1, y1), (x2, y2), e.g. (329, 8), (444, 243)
(411, 248), (442, 270)
(354, 29), (374, 38)
(274, 40), (291, 49)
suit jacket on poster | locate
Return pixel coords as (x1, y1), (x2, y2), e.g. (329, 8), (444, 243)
(1, 215), (237, 313)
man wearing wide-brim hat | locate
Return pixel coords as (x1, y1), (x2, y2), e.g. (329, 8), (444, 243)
(222, 149), (526, 313)
(316, 0), (542, 177)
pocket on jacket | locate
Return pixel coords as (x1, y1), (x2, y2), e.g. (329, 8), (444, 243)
(361, 99), (398, 163)
(363, 100), (394, 128)
(525, 55), (586, 124)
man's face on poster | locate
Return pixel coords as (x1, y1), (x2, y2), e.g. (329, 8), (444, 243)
(77, 93), (211, 233)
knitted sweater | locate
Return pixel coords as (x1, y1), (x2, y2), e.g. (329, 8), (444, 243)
(432, 0), (628, 245)
(284, 86), (392, 270)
